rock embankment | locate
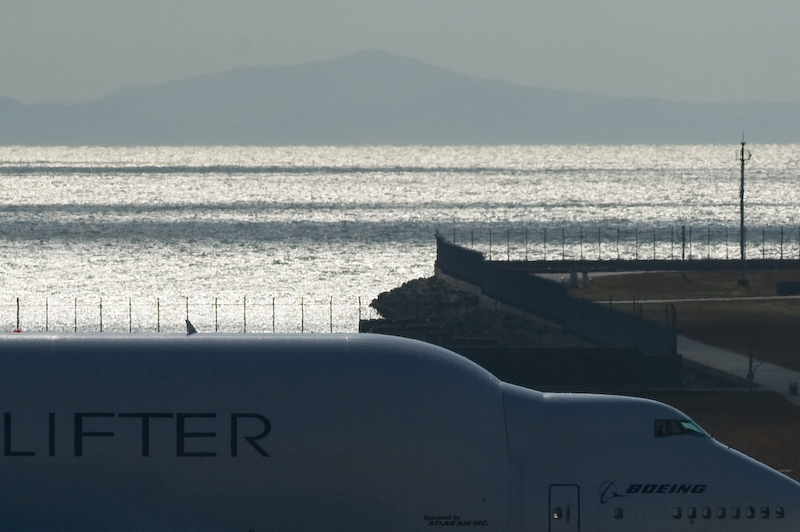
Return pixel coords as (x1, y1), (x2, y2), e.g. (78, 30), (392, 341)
(364, 276), (586, 348)
(364, 276), (744, 390)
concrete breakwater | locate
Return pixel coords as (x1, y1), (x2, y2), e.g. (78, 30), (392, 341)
(363, 236), (689, 389)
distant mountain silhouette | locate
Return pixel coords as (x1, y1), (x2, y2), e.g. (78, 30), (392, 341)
(2, 50), (800, 145)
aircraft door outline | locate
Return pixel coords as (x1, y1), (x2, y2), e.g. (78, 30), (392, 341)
(549, 484), (580, 532)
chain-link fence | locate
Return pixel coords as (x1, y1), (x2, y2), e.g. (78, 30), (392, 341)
(2, 296), (382, 334)
(448, 225), (800, 263)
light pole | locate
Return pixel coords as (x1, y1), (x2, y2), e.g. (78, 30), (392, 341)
(737, 136), (751, 287)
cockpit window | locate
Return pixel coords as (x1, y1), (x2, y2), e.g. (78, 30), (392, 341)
(679, 420), (707, 437)
(655, 419), (708, 438)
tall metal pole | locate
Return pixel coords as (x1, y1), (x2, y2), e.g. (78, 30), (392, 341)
(738, 137), (750, 286)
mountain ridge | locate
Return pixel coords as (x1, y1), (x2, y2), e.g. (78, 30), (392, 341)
(2, 50), (799, 145)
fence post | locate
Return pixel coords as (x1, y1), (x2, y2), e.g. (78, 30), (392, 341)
(358, 296), (362, 325)
(681, 225), (686, 261)
(762, 228), (765, 259)
(243, 296), (247, 333)
(689, 227), (693, 259)
(99, 298), (103, 333)
(489, 229), (492, 260)
(707, 227), (711, 259)
(330, 296), (333, 333)
(670, 226), (674, 260)
(16, 297), (19, 332)
(301, 297), (304, 333)
(215, 297), (218, 332)
(543, 228), (547, 260)
(653, 228), (656, 260)
(617, 227), (620, 260)
(635, 227), (639, 260)
(579, 227), (583, 260)
(74, 297), (77, 333)
(597, 227), (601, 260)
(726, 227), (729, 260)
(525, 228), (528, 261)
(561, 227), (565, 261)
(507, 229), (510, 261)
(129, 297), (132, 333)
(157, 298), (160, 333)
(272, 297), (275, 333)
(781, 227), (784, 260)
(46, 298), (48, 333)
(671, 305), (678, 356)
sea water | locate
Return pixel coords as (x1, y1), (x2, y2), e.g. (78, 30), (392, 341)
(0, 144), (797, 333)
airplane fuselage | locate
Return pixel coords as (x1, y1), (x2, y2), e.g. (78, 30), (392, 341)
(0, 333), (796, 531)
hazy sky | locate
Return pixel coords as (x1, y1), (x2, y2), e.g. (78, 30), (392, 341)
(1, 0), (797, 104)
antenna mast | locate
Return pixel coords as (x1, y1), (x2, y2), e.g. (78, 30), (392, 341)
(738, 135), (751, 287)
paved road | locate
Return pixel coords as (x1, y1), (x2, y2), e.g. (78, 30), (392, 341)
(615, 295), (800, 304)
(678, 335), (800, 406)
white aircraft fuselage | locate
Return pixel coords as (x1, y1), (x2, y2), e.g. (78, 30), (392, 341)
(0, 333), (797, 531)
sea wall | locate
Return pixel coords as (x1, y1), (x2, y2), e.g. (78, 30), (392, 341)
(434, 234), (682, 387)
